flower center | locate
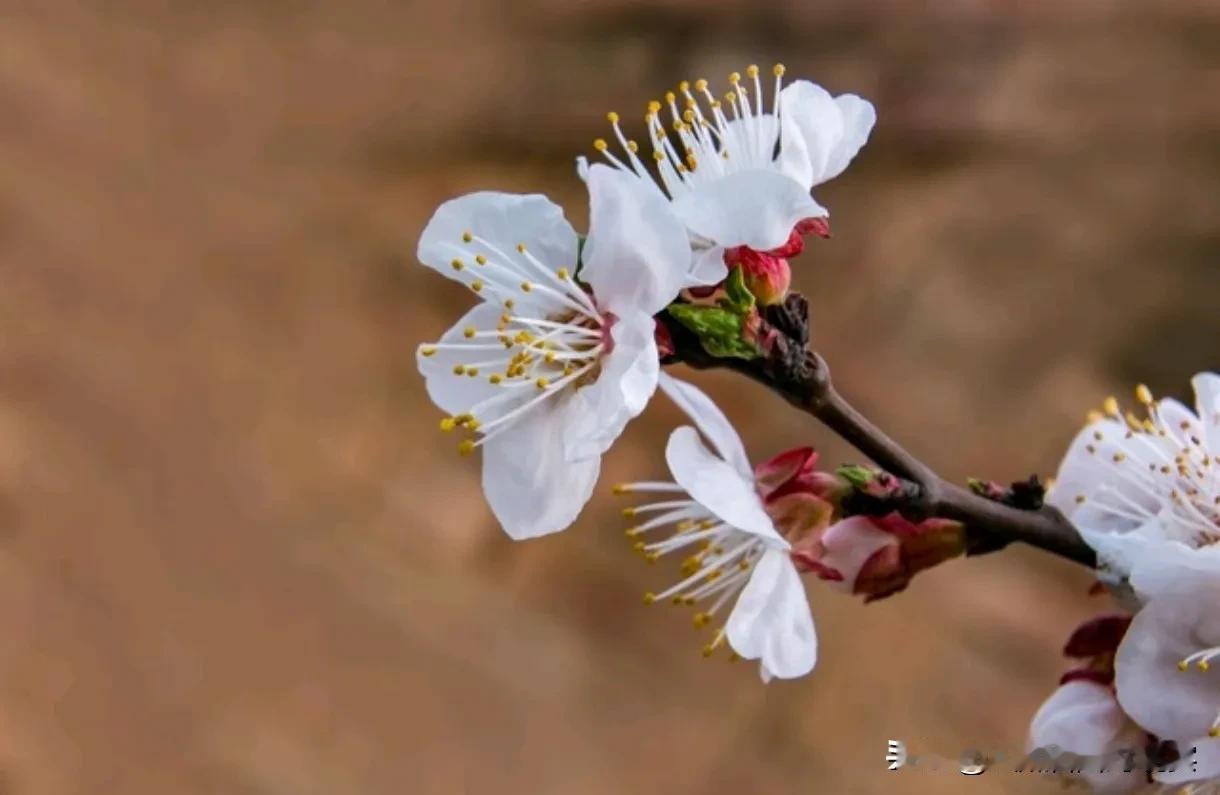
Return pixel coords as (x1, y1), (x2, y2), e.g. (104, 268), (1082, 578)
(1070, 384), (1220, 546)
(592, 63), (788, 203)
(420, 234), (608, 455)
(613, 481), (766, 660)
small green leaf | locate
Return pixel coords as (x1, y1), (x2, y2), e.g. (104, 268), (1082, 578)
(836, 465), (876, 489)
(667, 304), (760, 360)
(719, 266), (756, 314)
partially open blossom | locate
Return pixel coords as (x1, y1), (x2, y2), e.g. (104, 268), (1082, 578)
(581, 63), (875, 288)
(616, 373), (817, 681)
(416, 165), (692, 539)
(797, 512), (966, 602)
(723, 246), (790, 306)
(1047, 373), (1220, 579)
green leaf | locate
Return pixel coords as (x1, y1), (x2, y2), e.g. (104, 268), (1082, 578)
(836, 465), (876, 489)
(667, 304), (760, 360)
(719, 266), (756, 314)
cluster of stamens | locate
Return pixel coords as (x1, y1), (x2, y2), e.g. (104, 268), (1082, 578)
(593, 64), (788, 202)
(420, 232), (606, 454)
(614, 481), (768, 660)
(1072, 384), (1220, 546)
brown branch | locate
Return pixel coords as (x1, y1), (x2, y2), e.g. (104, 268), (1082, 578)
(661, 305), (1096, 568)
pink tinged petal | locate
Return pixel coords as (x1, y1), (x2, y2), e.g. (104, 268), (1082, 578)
(1064, 615), (1133, 659)
(765, 492), (834, 545)
(582, 164), (692, 316)
(417, 303), (524, 422)
(777, 81), (876, 190)
(1193, 371), (1220, 453)
(563, 311), (658, 462)
(657, 372), (752, 479)
(665, 426), (786, 545)
(754, 446), (818, 500)
(669, 169), (826, 252)
(1155, 736), (1220, 784)
(481, 393), (600, 540)
(417, 191), (578, 313)
(688, 245), (729, 287)
(1115, 589), (1220, 741)
(726, 548), (817, 680)
(815, 516), (896, 592)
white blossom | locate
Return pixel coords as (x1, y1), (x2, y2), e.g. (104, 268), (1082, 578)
(416, 165), (691, 539)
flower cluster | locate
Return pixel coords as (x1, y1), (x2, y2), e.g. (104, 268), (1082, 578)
(1027, 373), (1220, 791)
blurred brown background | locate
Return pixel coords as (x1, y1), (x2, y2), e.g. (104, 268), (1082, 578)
(0, 1), (1217, 793)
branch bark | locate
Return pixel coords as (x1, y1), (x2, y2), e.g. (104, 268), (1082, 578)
(661, 304), (1096, 568)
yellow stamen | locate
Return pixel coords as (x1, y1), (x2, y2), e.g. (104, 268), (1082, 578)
(1136, 384), (1153, 404)
(450, 258), (464, 271)
(461, 231), (472, 243)
(772, 63), (786, 77)
(1103, 396), (1120, 417)
(457, 440), (475, 456)
(420, 346), (437, 357)
(439, 417), (456, 432)
(606, 111), (619, 123)
(593, 138), (608, 151)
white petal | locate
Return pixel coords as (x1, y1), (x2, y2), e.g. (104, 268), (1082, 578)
(777, 81), (876, 189)
(1046, 417), (1157, 533)
(563, 311), (658, 462)
(720, 115), (780, 170)
(417, 303), (522, 421)
(417, 191), (578, 314)
(1193, 371), (1220, 454)
(1127, 538), (1220, 600)
(726, 548), (817, 679)
(816, 517), (896, 591)
(687, 245), (729, 287)
(1028, 681), (1148, 794)
(670, 169), (826, 252)
(481, 393), (600, 540)
(657, 371), (752, 479)
(1115, 589), (1220, 741)
(665, 426), (786, 545)
(581, 164), (692, 315)
(1155, 736), (1220, 784)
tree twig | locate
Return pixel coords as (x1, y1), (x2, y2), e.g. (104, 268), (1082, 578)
(661, 302), (1097, 568)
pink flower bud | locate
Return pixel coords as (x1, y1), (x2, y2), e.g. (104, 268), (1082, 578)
(796, 217), (831, 239)
(723, 246), (791, 306)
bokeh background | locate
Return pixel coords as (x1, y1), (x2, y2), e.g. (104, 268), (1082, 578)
(1, 1), (1217, 793)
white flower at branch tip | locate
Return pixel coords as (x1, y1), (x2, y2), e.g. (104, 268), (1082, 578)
(580, 62), (876, 283)
(615, 373), (816, 682)
(1046, 372), (1220, 585)
(415, 165), (693, 540)
(1027, 680), (1148, 794)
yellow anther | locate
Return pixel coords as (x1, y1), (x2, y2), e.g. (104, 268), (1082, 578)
(463, 326), (477, 339)
(504, 299), (514, 310)
(678, 79), (690, 92)
(632, 540), (645, 552)
(606, 111), (620, 124)
(461, 231), (472, 243)
(520, 282), (532, 292)
(488, 374), (502, 385)
(439, 417), (456, 432)
(457, 439), (475, 456)
(593, 138), (608, 152)
(420, 346), (437, 357)
(1136, 384), (1153, 404)
(544, 351), (557, 364)
(645, 552), (659, 564)
(738, 560), (750, 571)
(1211, 727), (1220, 738)
(1179, 659), (1191, 672)
(652, 150), (665, 162)
(723, 91), (736, 103)
(665, 91), (675, 104)
(686, 154), (697, 170)
(515, 242), (526, 253)
(621, 507), (636, 519)
(693, 612), (710, 628)
(647, 100), (662, 113)
(1201, 660), (1212, 672)
(466, 419), (480, 431)
(624, 526), (640, 537)
(1103, 396), (1120, 417)
(451, 258), (464, 271)
(773, 63), (786, 77)
(682, 109), (694, 123)
(701, 644), (715, 658)
(475, 254), (487, 266)
(728, 71), (741, 84)
(556, 267), (570, 280)
(452, 364), (466, 375)
(627, 140), (638, 153)
(746, 64), (759, 78)
(470, 280), (483, 293)
(466, 368), (479, 377)
(642, 592), (656, 605)
(535, 377), (550, 390)
(612, 483), (629, 495)
(682, 596), (695, 606)
(1075, 494), (1086, 504)
(1113, 453), (1126, 463)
